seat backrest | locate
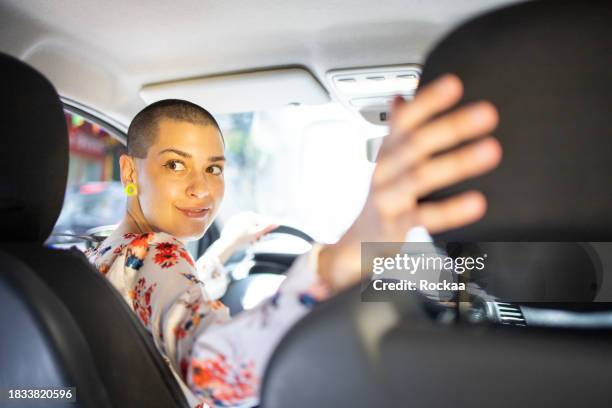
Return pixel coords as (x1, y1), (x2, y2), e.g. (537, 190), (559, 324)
(0, 52), (189, 407)
(379, 317), (612, 408)
(261, 285), (396, 408)
(264, 284), (612, 408)
(3, 243), (192, 407)
(0, 249), (111, 408)
(262, 1), (612, 407)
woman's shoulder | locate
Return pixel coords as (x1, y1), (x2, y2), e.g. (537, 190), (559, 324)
(89, 231), (191, 262)
(126, 232), (196, 270)
(146, 231), (185, 247)
(100, 231), (184, 248)
(89, 231), (194, 272)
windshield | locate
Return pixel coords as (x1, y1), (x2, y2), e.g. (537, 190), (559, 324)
(216, 102), (384, 243)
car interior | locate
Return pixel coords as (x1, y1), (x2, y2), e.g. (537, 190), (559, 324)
(264, 2), (612, 407)
(1, 0), (611, 407)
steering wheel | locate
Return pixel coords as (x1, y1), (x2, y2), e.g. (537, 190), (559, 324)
(220, 224), (315, 315)
(266, 225), (315, 244)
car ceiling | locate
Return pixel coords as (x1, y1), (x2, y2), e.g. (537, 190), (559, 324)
(0, 0), (520, 126)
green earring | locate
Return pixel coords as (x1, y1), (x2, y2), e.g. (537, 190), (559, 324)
(125, 182), (138, 196)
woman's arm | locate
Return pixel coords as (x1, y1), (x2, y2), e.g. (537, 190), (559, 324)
(128, 235), (325, 407)
(185, 247), (325, 407)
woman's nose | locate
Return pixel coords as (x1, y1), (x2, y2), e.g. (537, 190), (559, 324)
(186, 174), (210, 199)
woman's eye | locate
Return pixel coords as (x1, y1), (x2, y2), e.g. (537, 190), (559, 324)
(164, 160), (186, 172)
(207, 165), (223, 176)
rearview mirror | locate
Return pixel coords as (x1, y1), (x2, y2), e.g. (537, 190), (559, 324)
(366, 135), (386, 162)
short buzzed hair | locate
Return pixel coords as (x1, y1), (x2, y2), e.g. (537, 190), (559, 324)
(127, 99), (223, 158)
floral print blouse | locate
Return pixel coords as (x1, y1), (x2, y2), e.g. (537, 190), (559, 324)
(86, 230), (329, 408)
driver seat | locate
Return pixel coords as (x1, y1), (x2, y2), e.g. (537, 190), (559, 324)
(0, 53), (190, 407)
(262, 1), (612, 407)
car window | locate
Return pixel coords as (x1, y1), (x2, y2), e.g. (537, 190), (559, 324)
(216, 102), (384, 243)
(48, 110), (127, 248)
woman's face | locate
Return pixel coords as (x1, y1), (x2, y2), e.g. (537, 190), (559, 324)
(131, 119), (225, 241)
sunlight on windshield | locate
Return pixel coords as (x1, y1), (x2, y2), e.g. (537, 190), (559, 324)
(216, 102), (386, 243)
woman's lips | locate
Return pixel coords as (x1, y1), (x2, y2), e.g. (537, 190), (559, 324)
(176, 206), (210, 219)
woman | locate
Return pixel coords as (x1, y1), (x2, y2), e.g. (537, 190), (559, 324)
(87, 74), (501, 407)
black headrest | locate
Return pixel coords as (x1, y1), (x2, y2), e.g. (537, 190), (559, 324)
(422, 0), (612, 242)
(0, 53), (68, 242)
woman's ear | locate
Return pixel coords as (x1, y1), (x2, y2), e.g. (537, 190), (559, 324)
(119, 154), (137, 186)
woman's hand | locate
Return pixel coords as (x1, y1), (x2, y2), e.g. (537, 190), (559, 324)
(199, 211), (278, 268)
(220, 211), (279, 249)
(318, 74), (502, 291)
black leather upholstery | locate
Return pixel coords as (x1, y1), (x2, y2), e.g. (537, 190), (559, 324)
(0, 249), (111, 408)
(0, 52), (189, 407)
(262, 2), (612, 407)
(3, 243), (191, 407)
(379, 319), (612, 408)
(264, 283), (612, 408)
(261, 287), (385, 408)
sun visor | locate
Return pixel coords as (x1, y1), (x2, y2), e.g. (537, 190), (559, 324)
(140, 68), (329, 114)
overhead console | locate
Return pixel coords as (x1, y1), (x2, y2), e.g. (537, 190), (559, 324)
(326, 64), (421, 126)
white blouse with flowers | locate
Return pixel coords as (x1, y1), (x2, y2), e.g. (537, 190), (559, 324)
(86, 230), (329, 408)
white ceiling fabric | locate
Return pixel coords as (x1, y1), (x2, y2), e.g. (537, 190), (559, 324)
(0, 0), (519, 125)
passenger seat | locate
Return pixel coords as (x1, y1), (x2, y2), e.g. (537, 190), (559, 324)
(0, 52), (190, 408)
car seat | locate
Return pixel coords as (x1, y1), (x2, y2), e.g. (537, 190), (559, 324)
(0, 52), (190, 408)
